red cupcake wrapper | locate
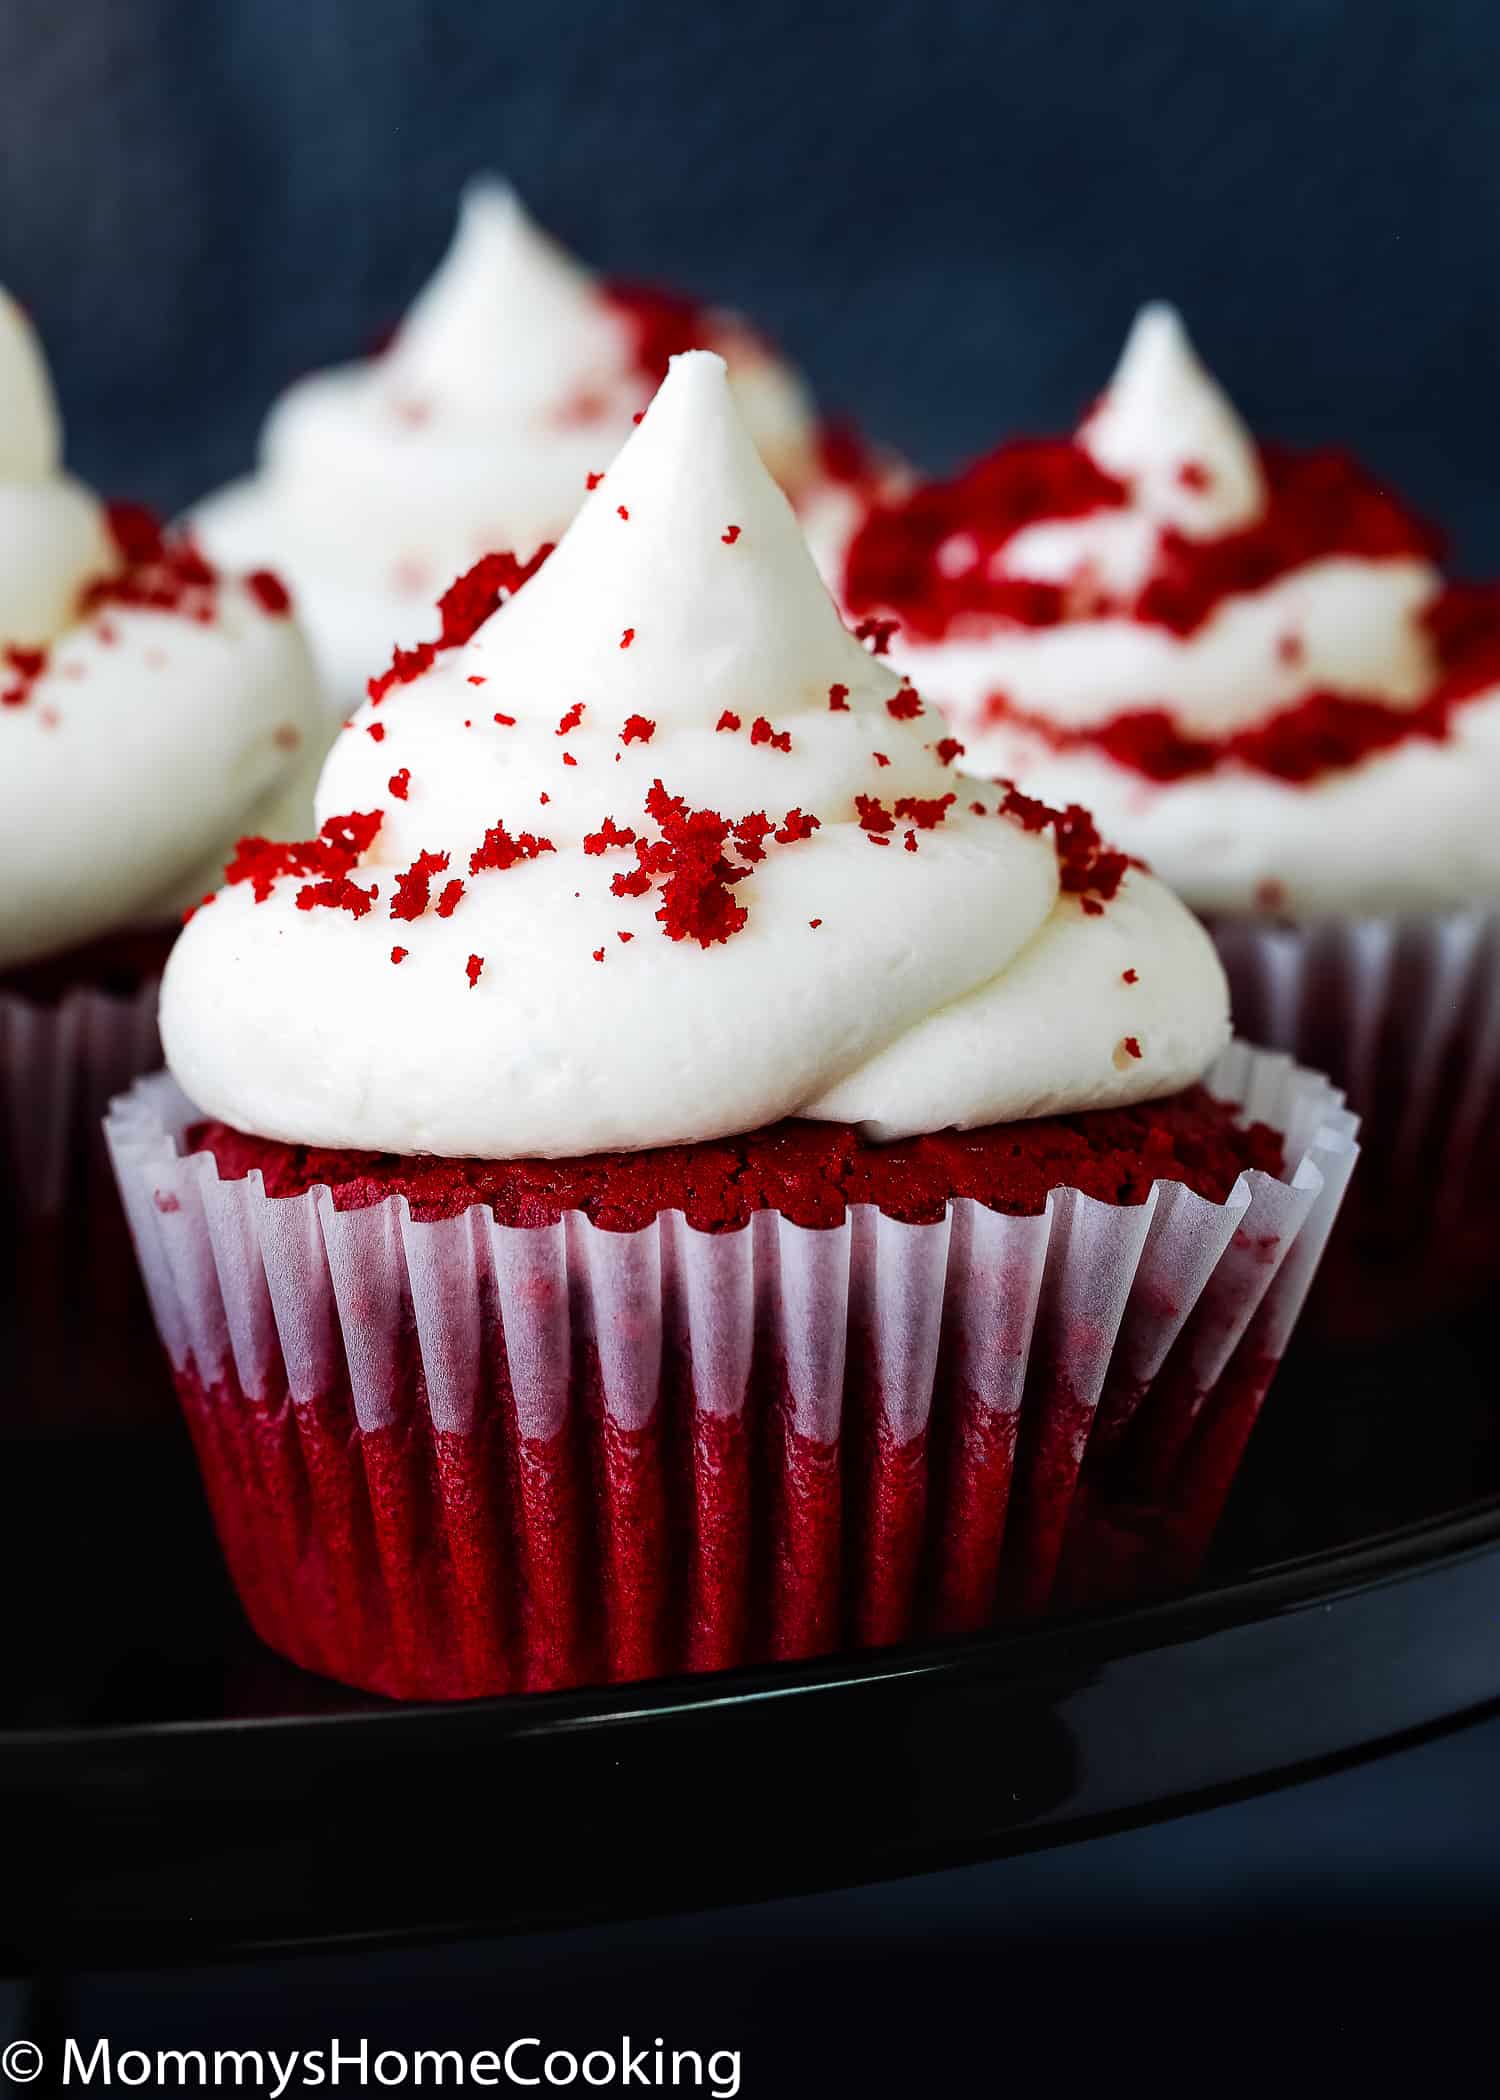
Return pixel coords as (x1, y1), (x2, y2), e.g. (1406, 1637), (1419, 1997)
(106, 1044), (1356, 1700)
(1215, 912), (1500, 1336)
(2, 980), (170, 1431)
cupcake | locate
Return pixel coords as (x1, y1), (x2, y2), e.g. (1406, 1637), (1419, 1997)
(0, 288), (322, 1425)
(842, 304), (1500, 1332)
(110, 352), (1355, 1698)
(193, 179), (887, 709)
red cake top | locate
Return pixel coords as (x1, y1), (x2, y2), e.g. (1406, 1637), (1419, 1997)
(189, 1087), (1281, 1235)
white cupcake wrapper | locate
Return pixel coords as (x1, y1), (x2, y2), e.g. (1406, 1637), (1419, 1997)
(1214, 911), (1500, 1214)
(1, 978), (166, 1427)
(104, 1041), (1356, 1695)
(2, 980), (160, 1217)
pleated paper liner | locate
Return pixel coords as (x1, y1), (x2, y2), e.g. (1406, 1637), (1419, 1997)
(106, 1043), (1357, 1700)
(1215, 910), (1500, 1337)
(2, 979), (172, 1431)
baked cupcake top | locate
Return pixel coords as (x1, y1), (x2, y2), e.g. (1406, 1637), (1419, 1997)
(0, 291), (322, 973)
(842, 305), (1500, 917)
(162, 351), (1228, 1160)
(193, 180), (875, 703)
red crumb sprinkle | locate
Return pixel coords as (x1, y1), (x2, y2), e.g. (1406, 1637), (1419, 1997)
(617, 506), (630, 521)
(225, 810), (382, 902)
(620, 628), (635, 649)
(583, 817), (637, 854)
(970, 800), (987, 815)
(750, 716), (793, 752)
(990, 780), (1130, 909)
(886, 690), (923, 719)
(365, 548), (552, 703)
(723, 525), (741, 544)
(716, 710), (741, 733)
(246, 569), (292, 616)
(809, 917), (823, 928)
(775, 808), (820, 844)
(844, 436), (1443, 644)
(562, 751), (578, 766)
(468, 674), (487, 686)
(1177, 460), (1213, 492)
(81, 505), (223, 625)
(366, 721), (387, 743)
(873, 752), (891, 767)
(390, 849), (451, 922)
(587, 471), (604, 490)
(617, 930), (634, 943)
(539, 792), (551, 804)
(1124, 1036), (1143, 1059)
(856, 794), (896, 838)
(388, 768), (410, 800)
(854, 617), (899, 655)
(296, 876), (377, 919)
(493, 712), (516, 727)
(180, 892), (216, 924)
(1, 644), (48, 708)
(828, 684), (850, 711)
(1123, 968), (1139, 984)
(556, 702), (585, 736)
(620, 714), (656, 744)
(466, 955), (484, 989)
(894, 792), (956, 829)
(391, 946), (408, 965)
(934, 737), (965, 767)
(904, 829), (918, 852)
(593, 948), (606, 963)
(436, 879), (465, 918)
(469, 822), (556, 874)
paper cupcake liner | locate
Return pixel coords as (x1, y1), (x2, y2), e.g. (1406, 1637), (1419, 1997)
(1214, 911), (1500, 1334)
(105, 1044), (1357, 1700)
(1, 979), (170, 1430)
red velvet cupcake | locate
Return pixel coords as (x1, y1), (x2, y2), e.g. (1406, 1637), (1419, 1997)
(0, 288), (321, 1428)
(838, 304), (1500, 1336)
(108, 354), (1356, 1697)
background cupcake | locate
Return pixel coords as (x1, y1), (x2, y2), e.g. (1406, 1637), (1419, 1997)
(192, 179), (891, 710)
(0, 288), (323, 1427)
(841, 304), (1498, 1333)
(111, 353), (1355, 1697)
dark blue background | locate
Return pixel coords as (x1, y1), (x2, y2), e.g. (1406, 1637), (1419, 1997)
(3, 0), (1498, 561)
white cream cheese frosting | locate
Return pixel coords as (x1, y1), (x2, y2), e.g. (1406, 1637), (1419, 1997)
(193, 181), (861, 708)
(844, 303), (1500, 917)
(163, 352), (1229, 1159)
(0, 291), (324, 971)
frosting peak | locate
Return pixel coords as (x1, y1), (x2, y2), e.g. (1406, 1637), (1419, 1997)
(383, 180), (611, 428)
(466, 352), (870, 723)
(1080, 302), (1264, 540)
(0, 290), (62, 483)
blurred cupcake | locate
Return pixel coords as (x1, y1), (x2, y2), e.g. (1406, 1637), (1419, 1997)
(193, 179), (889, 709)
(0, 288), (322, 1426)
(111, 353), (1354, 1698)
(842, 304), (1500, 1332)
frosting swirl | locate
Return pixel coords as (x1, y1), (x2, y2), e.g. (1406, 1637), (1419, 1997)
(0, 292), (323, 971)
(194, 181), (863, 705)
(163, 353), (1228, 1160)
(842, 304), (1500, 916)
